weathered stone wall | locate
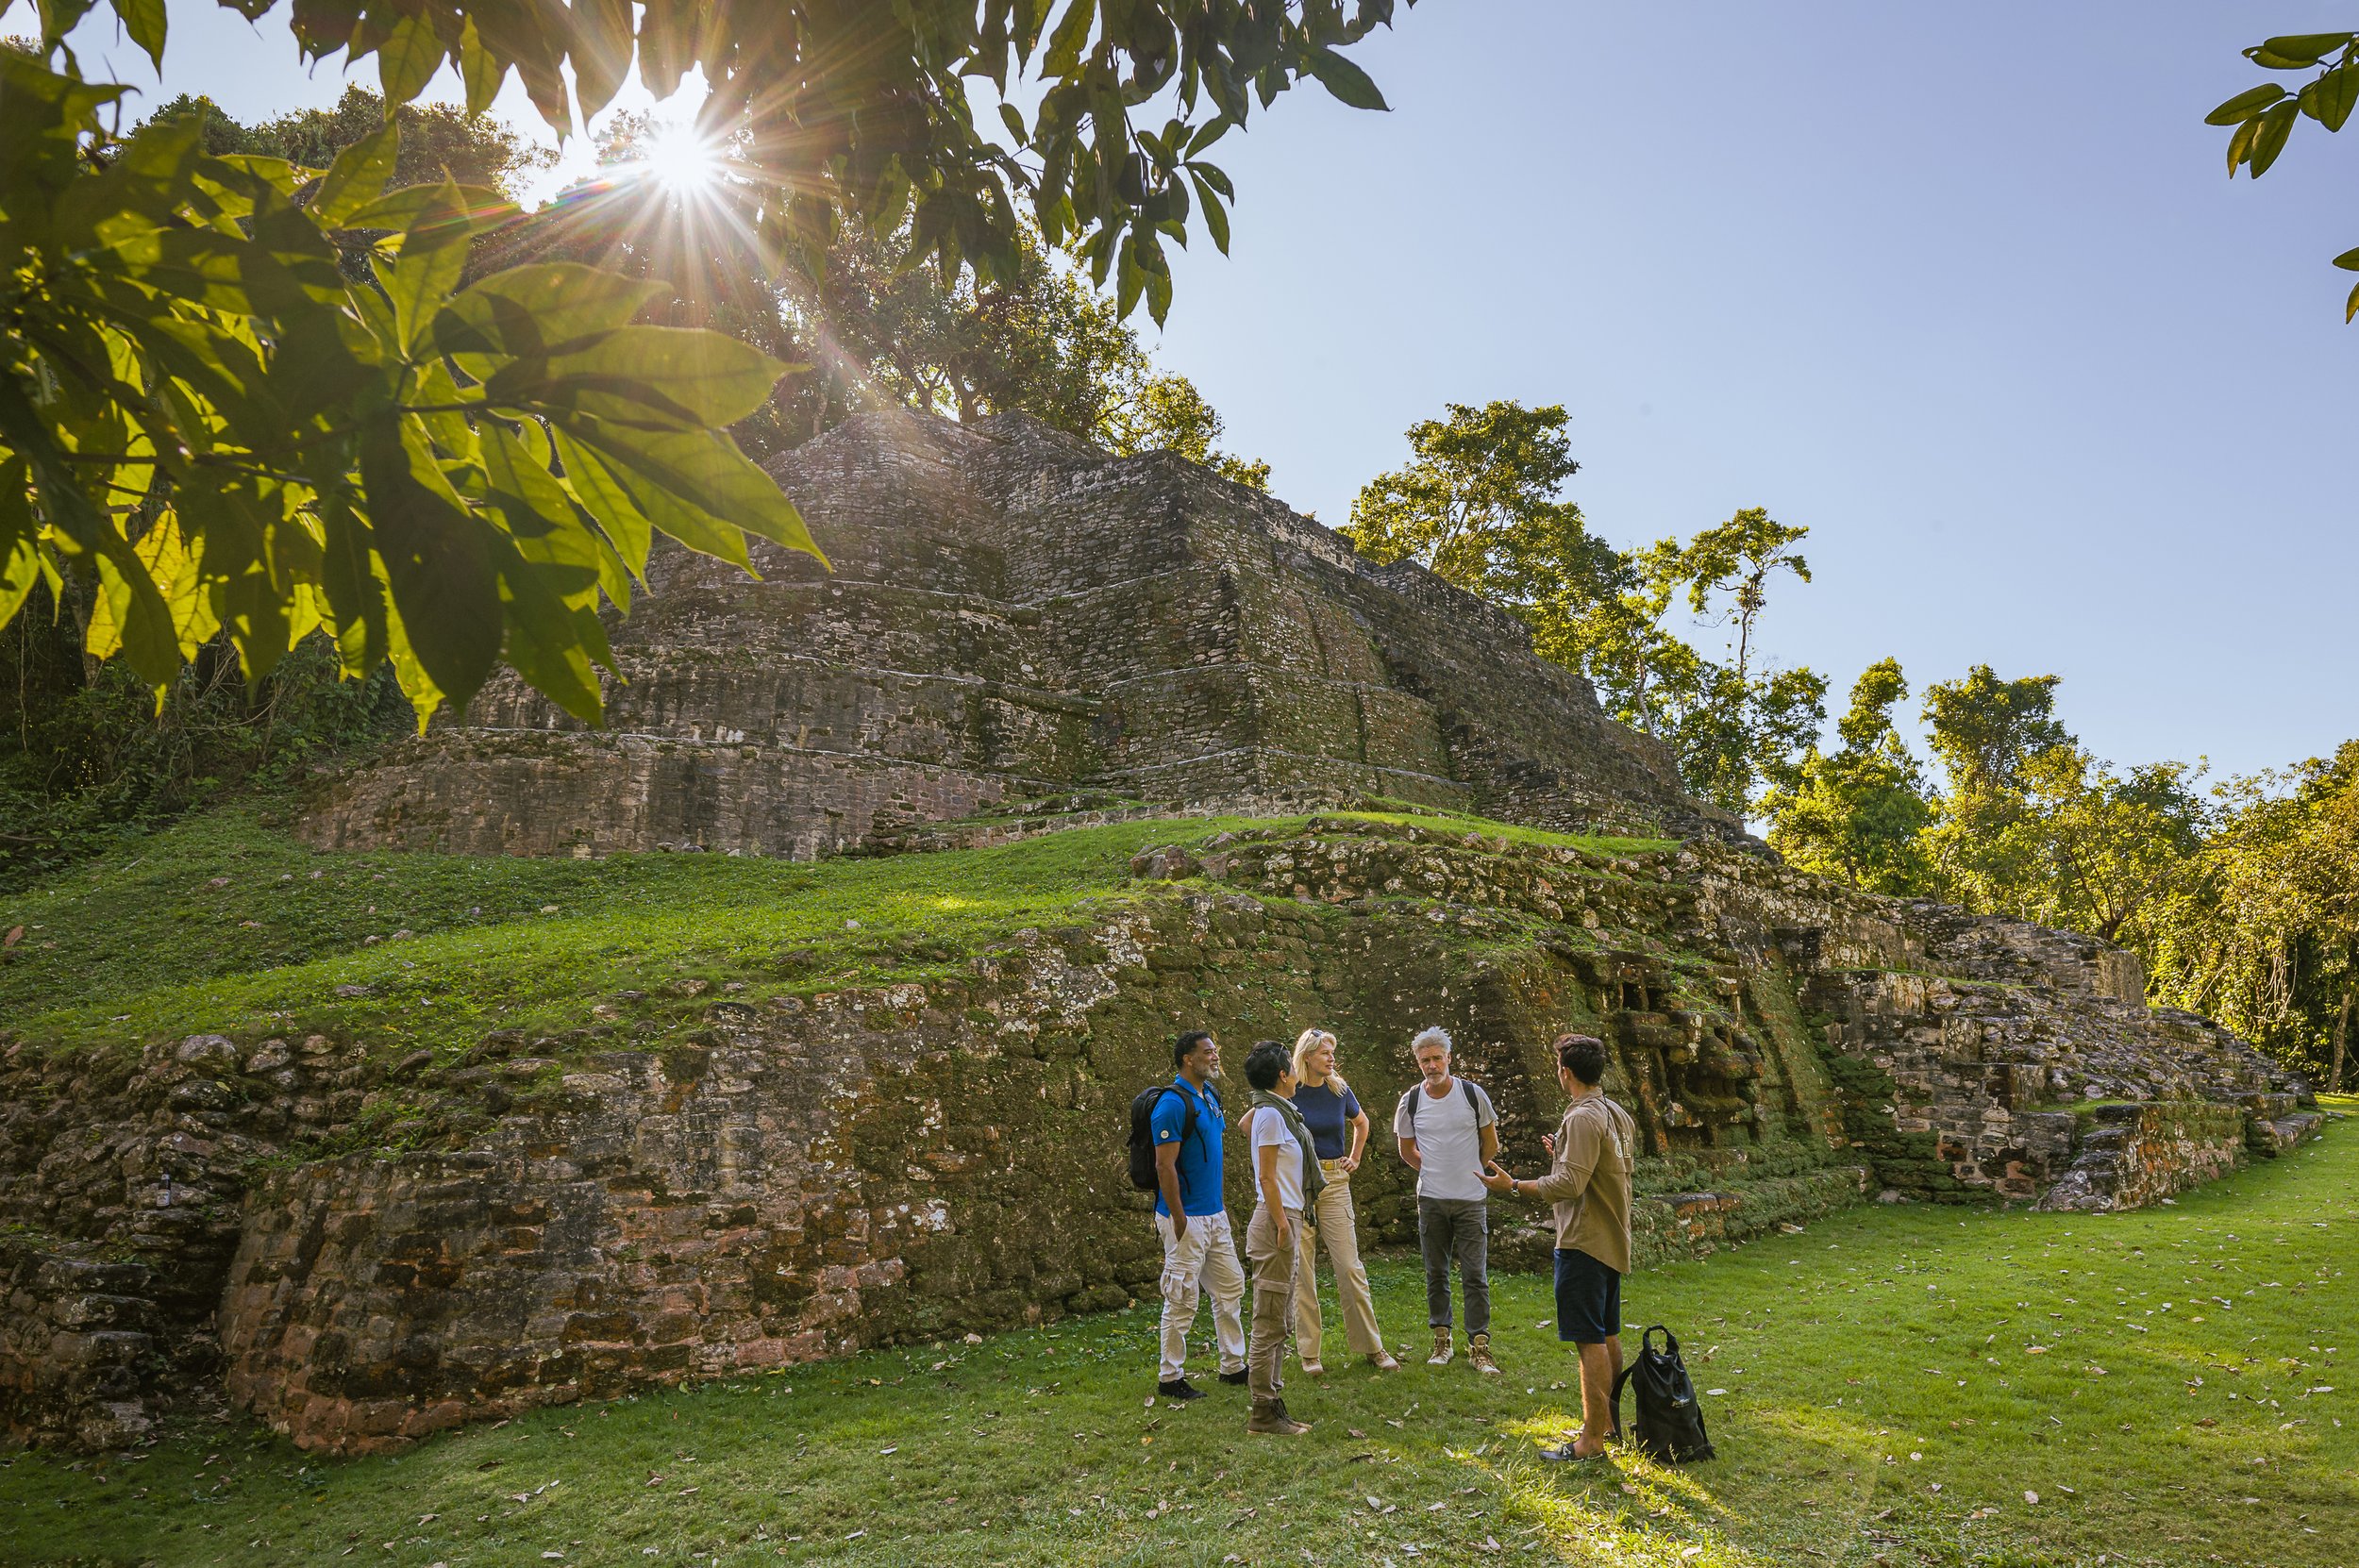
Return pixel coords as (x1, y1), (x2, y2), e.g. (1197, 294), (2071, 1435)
(2, 818), (2316, 1454)
(2034, 1102), (2252, 1213)
(300, 411), (1737, 859)
(0, 1242), (159, 1450)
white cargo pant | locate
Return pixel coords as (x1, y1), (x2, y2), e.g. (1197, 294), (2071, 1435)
(1156, 1209), (1247, 1382)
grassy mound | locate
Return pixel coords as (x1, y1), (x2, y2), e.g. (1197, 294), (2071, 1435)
(6, 1105), (2350, 1567)
(0, 802), (1667, 1061)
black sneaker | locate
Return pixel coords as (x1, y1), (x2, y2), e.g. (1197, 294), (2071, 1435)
(1216, 1369), (1248, 1386)
(1156, 1378), (1206, 1402)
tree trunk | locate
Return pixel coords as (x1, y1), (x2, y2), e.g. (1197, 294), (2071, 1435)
(2333, 988), (2352, 1096)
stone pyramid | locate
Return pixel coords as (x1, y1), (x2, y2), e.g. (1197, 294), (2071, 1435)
(301, 410), (1744, 857)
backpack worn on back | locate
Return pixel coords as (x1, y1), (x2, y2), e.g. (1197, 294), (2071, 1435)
(1397, 1078), (1481, 1130)
(1127, 1083), (1199, 1192)
(1612, 1326), (1716, 1462)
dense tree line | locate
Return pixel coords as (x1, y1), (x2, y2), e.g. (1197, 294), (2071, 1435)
(1346, 398), (2355, 1088)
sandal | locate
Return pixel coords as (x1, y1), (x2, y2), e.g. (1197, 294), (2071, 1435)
(1538, 1443), (1612, 1463)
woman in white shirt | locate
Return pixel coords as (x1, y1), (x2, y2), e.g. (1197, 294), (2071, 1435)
(1241, 1040), (1319, 1436)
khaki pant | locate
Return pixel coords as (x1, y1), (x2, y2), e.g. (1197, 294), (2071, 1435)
(1243, 1203), (1302, 1402)
(1291, 1163), (1384, 1362)
(1155, 1209), (1246, 1383)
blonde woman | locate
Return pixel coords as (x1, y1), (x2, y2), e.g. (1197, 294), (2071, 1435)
(1288, 1028), (1398, 1373)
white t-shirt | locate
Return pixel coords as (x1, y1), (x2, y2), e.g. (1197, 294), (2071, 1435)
(1250, 1105), (1306, 1213)
(1393, 1076), (1498, 1203)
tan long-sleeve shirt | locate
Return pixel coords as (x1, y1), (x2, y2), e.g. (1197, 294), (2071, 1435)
(1526, 1092), (1637, 1275)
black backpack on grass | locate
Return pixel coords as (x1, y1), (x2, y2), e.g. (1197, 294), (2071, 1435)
(1127, 1084), (1199, 1192)
(1612, 1326), (1715, 1462)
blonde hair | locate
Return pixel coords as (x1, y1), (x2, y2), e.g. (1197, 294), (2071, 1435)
(1293, 1027), (1346, 1092)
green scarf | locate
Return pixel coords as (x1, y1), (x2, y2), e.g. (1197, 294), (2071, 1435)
(1249, 1088), (1328, 1220)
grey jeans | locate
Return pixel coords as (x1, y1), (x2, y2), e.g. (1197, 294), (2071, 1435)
(1416, 1196), (1490, 1335)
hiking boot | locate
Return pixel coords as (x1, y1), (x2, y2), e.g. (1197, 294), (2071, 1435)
(1216, 1368), (1248, 1386)
(1365, 1349), (1401, 1372)
(1427, 1328), (1454, 1366)
(1468, 1332), (1500, 1376)
(1156, 1377), (1206, 1402)
(1246, 1398), (1312, 1436)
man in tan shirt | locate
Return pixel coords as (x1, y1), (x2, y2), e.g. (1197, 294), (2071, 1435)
(1482, 1033), (1636, 1460)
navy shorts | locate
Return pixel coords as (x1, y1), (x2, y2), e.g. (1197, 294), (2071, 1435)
(1553, 1247), (1622, 1343)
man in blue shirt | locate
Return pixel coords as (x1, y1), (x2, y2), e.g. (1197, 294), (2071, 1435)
(1151, 1029), (1247, 1400)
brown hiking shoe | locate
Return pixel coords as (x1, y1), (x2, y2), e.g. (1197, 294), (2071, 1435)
(1246, 1398), (1312, 1436)
(1365, 1349), (1401, 1372)
(1468, 1332), (1500, 1376)
(1427, 1327), (1454, 1366)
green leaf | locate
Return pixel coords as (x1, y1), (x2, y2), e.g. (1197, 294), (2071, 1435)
(358, 418), (503, 708)
(489, 531), (609, 722)
(2346, 277), (2359, 324)
(85, 535), (184, 690)
(1306, 46), (1388, 111)
(377, 15), (444, 108)
(433, 263), (668, 365)
(2248, 101), (2300, 176)
(2206, 83), (2288, 125)
(0, 534), (39, 629)
(2250, 33), (2353, 69)
(572, 0), (634, 120)
(1189, 172), (1230, 254)
(459, 17), (502, 116)
(310, 124), (399, 227)
(109, 0), (166, 72)
(2304, 65), (2359, 131)
(347, 180), (518, 239)
(375, 181), (478, 354)
(1183, 116), (1232, 158)
(2332, 245), (2359, 272)
(554, 414), (823, 573)
(484, 326), (787, 428)
(2227, 114), (2263, 174)
(1043, 0), (1096, 77)
(0, 458), (39, 627)
(315, 487), (389, 677)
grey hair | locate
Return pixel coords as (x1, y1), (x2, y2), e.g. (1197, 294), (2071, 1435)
(1410, 1026), (1452, 1057)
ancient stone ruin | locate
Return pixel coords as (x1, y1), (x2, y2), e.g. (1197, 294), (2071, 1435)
(0, 410), (2320, 1455)
(299, 411), (1744, 859)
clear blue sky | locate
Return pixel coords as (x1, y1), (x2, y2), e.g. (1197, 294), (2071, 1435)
(11, 2), (2356, 782)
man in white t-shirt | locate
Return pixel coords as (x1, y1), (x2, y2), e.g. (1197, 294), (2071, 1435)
(1393, 1026), (1501, 1374)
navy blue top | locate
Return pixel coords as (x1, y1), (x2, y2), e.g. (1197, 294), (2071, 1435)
(1148, 1077), (1226, 1217)
(1291, 1080), (1364, 1161)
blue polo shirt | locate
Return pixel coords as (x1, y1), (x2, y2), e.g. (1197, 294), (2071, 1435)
(1149, 1077), (1225, 1218)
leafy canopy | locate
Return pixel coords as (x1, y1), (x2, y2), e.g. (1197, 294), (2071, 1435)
(1344, 401), (1825, 816)
(0, 42), (815, 727)
(7, 0), (1395, 726)
(1761, 658), (1932, 895)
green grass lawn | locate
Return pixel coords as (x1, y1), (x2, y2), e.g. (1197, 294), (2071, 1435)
(7, 1107), (2351, 1568)
(0, 803), (1663, 1063)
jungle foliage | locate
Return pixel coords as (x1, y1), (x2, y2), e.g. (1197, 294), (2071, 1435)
(2, 0), (1393, 736)
(1345, 397), (2355, 1085)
